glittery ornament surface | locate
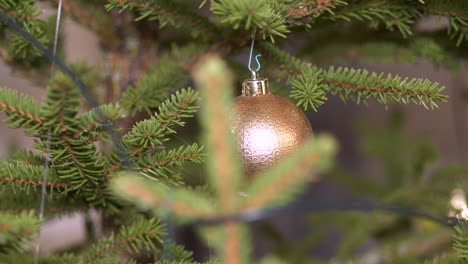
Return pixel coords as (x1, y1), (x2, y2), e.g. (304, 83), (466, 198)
(232, 94), (313, 177)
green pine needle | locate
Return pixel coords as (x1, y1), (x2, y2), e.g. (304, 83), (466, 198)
(83, 218), (164, 262)
(0, 0), (49, 64)
(453, 223), (468, 261)
(0, 161), (70, 194)
(210, 0), (289, 42)
(0, 87), (43, 133)
(0, 212), (39, 253)
(260, 42), (447, 111)
(135, 143), (205, 181)
(76, 104), (122, 142)
(122, 88), (200, 156)
(290, 66), (327, 112)
(121, 56), (190, 115)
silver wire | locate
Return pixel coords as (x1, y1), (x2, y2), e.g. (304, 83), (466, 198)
(248, 27), (262, 73)
(34, 0), (62, 262)
(50, 0), (63, 73)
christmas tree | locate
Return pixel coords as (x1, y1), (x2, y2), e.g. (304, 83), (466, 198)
(0, 0), (467, 263)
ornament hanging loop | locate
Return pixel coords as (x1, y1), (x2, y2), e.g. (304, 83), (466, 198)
(248, 27), (262, 78)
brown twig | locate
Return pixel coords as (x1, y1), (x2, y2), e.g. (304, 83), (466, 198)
(0, 101), (43, 124)
(105, 161), (122, 176)
(288, 0), (340, 18)
(192, 55), (237, 213)
(160, 95), (192, 130)
(421, 6), (464, 17)
(224, 221), (241, 264)
(140, 153), (198, 171)
(85, 132), (107, 144)
(322, 80), (437, 97)
(0, 176), (73, 188)
(0, 7), (39, 20)
(73, 112), (119, 138)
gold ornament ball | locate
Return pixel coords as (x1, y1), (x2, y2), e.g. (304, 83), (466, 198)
(231, 74), (313, 178)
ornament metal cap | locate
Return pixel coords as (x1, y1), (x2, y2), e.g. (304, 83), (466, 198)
(242, 71), (270, 96)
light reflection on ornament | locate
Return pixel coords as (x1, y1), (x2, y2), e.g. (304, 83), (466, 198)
(449, 188), (468, 220)
(242, 125), (278, 157)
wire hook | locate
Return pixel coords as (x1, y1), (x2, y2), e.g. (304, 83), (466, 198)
(248, 27), (262, 73)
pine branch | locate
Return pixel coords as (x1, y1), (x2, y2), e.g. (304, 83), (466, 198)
(242, 135), (336, 210)
(453, 223), (468, 261)
(0, 161), (73, 193)
(123, 88), (199, 156)
(0, 212), (39, 253)
(0, 253), (80, 264)
(0, 87), (43, 132)
(0, 67), (197, 212)
(35, 69), (107, 203)
(0, 0), (50, 64)
(121, 56), (189, 115)
(135, 143), (204, 181)
(49, 138), (104, 187)
(154, 88), (199, 134)
(30, 130), (108, 201)
(315, 0), (420, 38)
(210, 0), (289, 42)
(420, 0), (468, 46)
(290, 0), (467, 46)
(224, 222), (242, 264)
(75, 104), (122, 139)
(153, 243), (196, 263)
(83, 218), (164, 263)
(199, 223), (251, 264)
(192, 55), (242, 214)
(288, 0), (347, 23)
(260, 42), (447, 110)
(0, 188), (86, 218)
(105, 0), (219, 38)
(102, 151), (123, 178)
(112, 173), (217, 220)
(11, 150), (45, 167)
(40, 65), (101, 134)
(324, 66), (446, 109)
(289, 66), (327, 111)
